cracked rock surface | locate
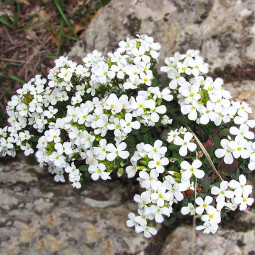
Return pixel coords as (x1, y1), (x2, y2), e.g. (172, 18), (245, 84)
(2, 0), (255, 254)
(69, 0), (255, 71)
(0, 162), (155, 255)
(1, 161), (255, 255)
(69, 0), (255, 119)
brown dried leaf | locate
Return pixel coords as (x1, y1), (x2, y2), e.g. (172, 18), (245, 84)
(25, 29), (37, 41)
(74, 22), (84, 33)
(51, 35), (59, 46)
(19, 0), (30, 5)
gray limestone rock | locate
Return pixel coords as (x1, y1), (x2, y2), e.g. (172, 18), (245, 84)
(160, 226), (255, 255)
(69, 0), (255, 121)
(2, 0), (255, 254)
(69, 0), (255, 71)
(0, 162), (153, 255)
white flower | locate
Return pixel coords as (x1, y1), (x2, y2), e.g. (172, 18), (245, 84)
(225, 199), (238, 211)
(177, 61), (192, 75)
(88, 163), (111, 181)
(148, 155), (169, 173)
(161, 115), (173, 125)
(106, 142), (129, 161)
(181, 203), (195, 215)
(44, 106), (58, 119)
(237, 101), (252, 117)
(126, 164), (138, 178)
(135, 224), (157, 238)
(195, 196), (213, 215)
(163, 180), (183, 202)
(104, 94), (122, 113)
(93, 139), (108, 160)
(174, 132), (197, 156)
(134, 209), (148, 227)
(199, 101), (218, 124)
(107, 118), (122, 137)
(229, 174), (253, 197)
(49, 152), (66, 167)
(126, 212), (138, 228)
(55, 142), (73, 155)
(144, 140), (167, 159)
(19, 130), (31, 141)
(215, 139), (234, 164)
(167, 129), (180, 143)
(196, 221), (218, 234)
(151, 186), (171, 207)
(149, 104), (167, 122)
(21, 143), (34, 156)
(54, 169), (65, 182)
(181, 102), (200, 121)
(180, 159), (205, 180)
(134, 192), (151, 208)
(234, 190), (254, 211)
(211, 181), (234, 202)
(71, 175), (81, 189)
(138, 170), (160, 190)
(58, 67), (73, 82)
(230, 125), (254, 142)
(234, 114), (255, 128)
(65, 162), (79, 178)
(120, 113), (140, 134)
(228, 139), (250, 159)
(201, 207), (221, 225)
(150, 205), (171, 223)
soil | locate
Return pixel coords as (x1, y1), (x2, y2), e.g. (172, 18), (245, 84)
(0, 0), (108, 126)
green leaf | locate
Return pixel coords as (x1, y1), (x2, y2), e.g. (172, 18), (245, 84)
(79, 165), (88, 171)
(163, 215), (176, 227)
(219, 128), (230, 137)
(54, 0), (75, 35)
(202, 175), (211, 193)
(9, 75), (26, 84)
(211, 134), (221, 147)
(125, 135), (136, 154)
(0, 16), (15, 29)
(143, 134), (152, 144)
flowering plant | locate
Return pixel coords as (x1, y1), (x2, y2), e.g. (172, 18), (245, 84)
(0, 34), (254, 238)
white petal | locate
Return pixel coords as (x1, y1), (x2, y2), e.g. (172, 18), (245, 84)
(187, 142), (197, 152)
(184, 132), (193, 142)
(106, 153), (116, 161)
(179, 146), (187, 156)
(194, 169), (205, 179)
(195, 197), (203, 205)
(205, 196), (213, 204)
(220, 181), (229, 190)
(192, 159), (202, 168)
(156, 105), (166, 114)
(224, 153), (234, 164)
(211, 186), (220, 195)
(196, 206), (204, 215)
(119, 150), (129, 159)
(239, 174), (246, 185)
(180, 160), (190, 170)
(181, 206), (190, 215)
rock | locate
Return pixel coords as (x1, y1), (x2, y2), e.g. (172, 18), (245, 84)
(69, 0), (255, 71)
(2, 1), (255, 254)
(224, 80), (255, 118)
(0, 161), (154, 255)
(160, 226), (255, 255)
(69, 0), (255, 117)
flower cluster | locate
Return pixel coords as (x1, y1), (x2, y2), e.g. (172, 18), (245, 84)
(0, 34), (254, 238)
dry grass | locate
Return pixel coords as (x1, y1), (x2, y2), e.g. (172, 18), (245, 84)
(0, 0), (108, 125)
